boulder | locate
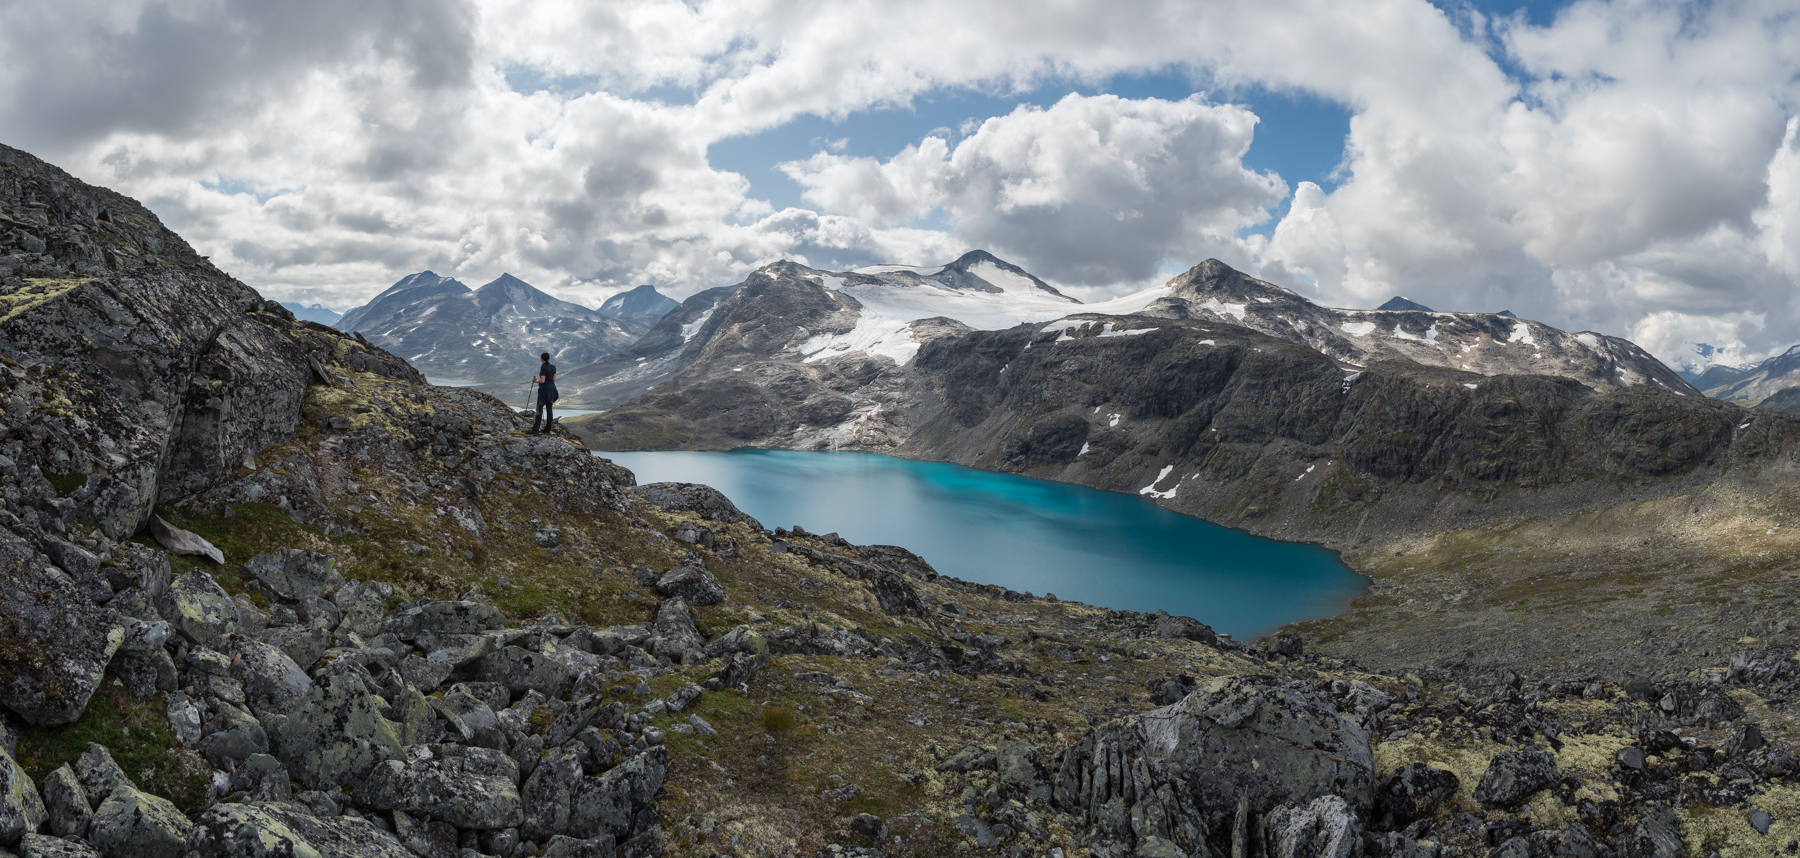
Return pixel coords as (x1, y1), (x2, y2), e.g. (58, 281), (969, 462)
(1264, 795), (1361, 858)
(628, 483), (762, 528)
(996, 739), (1046, 798)
(648, 599), (704, 665)
(330, 581), (391, 638)
(0, 532), (126, 725)
(1474, 747), (1558, 808)
(469, 646), (572, 697)
(158, 570), (239, 644)
(1631, 804), (1685, 858)
(568, 747), (668, 841)
(1053, 676), (1374, 855)
(1153, 610), (1217, 644)
(1373, 763), (1459, 829)
(242, 549), (340, 601)
(261, 673), (405, 789)
(19, 833), (100, 858)
(0, 746), (46, 847)
(186, 801), (415, 858)
(381, 600), (503, 641)
(654, 565), (724, 606)
(40, 765), (90, 838)
(360, 744), (524, 830)
(702, 625), (767, 659)
(148, 516), (222, 564)
(207, 635), (314, 717)
(73, 744), (133, 804)
(89, 785), (192, 858)
(543, 833), (617, 858)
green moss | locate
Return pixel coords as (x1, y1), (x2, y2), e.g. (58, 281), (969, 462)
(14, 685), (211, 813)
(44, 471), (87, 498)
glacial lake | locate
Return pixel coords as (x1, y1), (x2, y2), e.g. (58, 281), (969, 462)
(594, 449), (1367, 640)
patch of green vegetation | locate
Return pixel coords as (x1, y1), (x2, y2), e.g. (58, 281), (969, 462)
(44, 471), (87, 498)
(14, 685), (210, 813)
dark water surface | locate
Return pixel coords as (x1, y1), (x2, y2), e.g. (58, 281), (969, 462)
(595, 449), (1367, 640)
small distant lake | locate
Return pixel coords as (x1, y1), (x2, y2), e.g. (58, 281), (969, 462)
(594, 449), (1366, 640)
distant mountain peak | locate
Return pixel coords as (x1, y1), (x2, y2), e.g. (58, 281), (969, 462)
(599, 285), (679, 322)
(1378, 296), (1434, 312)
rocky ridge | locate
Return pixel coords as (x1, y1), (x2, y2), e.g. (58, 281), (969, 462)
(1696, 347), (1800, 410)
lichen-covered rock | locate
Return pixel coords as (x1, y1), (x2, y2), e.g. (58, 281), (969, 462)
(628, 482), (762, 528)
(73, 744), (132, 804)
(330, 581), (391, 637)
(359, 744), (524, 830)
(158, 570), (239, 644)
(88, 785), (191, 858)
(431, 683), (507, 749)
(381, 600), (503, 641)
(654, 565), (724, 606)
(1373, 763), (1459, 829)
(19, 832), (101, 858)
(567, 747), (668, 842)
(242, 549), (341, 601)
(1053, 676), (1373, 856)
(0, 746), (46, 847)
(262, 673), (404, 789)
(0, 531), (125, 726)
(648, 598), (705, 665)
(1153, 610), (1217, 644)
(1473, 747), (1558, 808)
(206, 635), (314, 717)
(468, 645), (572, 697)
(543, 833), (618, 858)
(1264, 795), (1361, 858)
(40, 765), (89, 839)
(186, 801), (413, 858)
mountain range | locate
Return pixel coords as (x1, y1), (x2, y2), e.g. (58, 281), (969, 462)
(279, 301), (341, 325)
(334, 272), (675, 385)
(1693, 345), (1800, 409)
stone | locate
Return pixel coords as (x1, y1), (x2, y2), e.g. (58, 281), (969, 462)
(1373, 763), (1459, 829)
(242, 549), (341, 601)
(566, 747), (667, 842)
(18, 833), (100, 858)
(1616, 747), (1646, 772)
(165, 693), (203, 746)
(1054, 676), (1373, 855)
(702, 625), (768, 659)
(1264, 795), (1360, 858)
(627, 483), (762, 528)
(0, 747), (45, 847)
(1474, 747), (1559, 808)
(647, 599), (704, 665)
(207, 635), (314, 717)
(432, 684), (507, 749)
(1631, 804), (1685, 858)
(147, 516), (222, 564)
(1272, 633), (1304, 657)
(73, 745), (132, 806)
(391, 810), (457, 858)
(186, 801), (416, 858)
(381, 601), (503, 641)
(1153, 610), (1217, 644)
(330, 581), (392, 637)
(520, 745), (584, 842)
(995, 739), (1044, 797)
(952, 815), (997, 850)
(937, 744), (997, 774)
(158, 570), (239, 644)
(40, 765), (89, 838)
(261, 625), (330, 673)
(261, 672), (405, 789)
(543, 834), (617, 858)
(0, 531), (126, 726)
(1751, 810), (1774, 835)
(849, 813), (886, 844)
(88, 785), (192, 858)
(360, 744), (524, 830)
(196, 722), (269, 769)
(654, 566), (724, 606)
(469, 646), (572, 698)
(548, 695), (608, 748)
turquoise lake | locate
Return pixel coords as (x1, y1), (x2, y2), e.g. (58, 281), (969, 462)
(594, 449), (1367, 640)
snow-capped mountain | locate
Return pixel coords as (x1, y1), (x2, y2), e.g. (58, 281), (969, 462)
(598, 284), (680, 321)
(335, 272), (652, 384)
(1696, 345), (1800, 406)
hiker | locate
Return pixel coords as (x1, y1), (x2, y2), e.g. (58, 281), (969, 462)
(530, 351), (559, 434)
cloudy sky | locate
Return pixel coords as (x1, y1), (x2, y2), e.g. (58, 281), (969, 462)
(3, 0), (1797, 372)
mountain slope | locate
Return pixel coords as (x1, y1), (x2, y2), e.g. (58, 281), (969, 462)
(598, 283), (679, 321)
(1699, 345), (1800, 404)
(338, 271), (651, 384)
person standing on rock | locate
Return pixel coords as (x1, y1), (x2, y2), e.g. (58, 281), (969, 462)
(530, 351), (559, 434)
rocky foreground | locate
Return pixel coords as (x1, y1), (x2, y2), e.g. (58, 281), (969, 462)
(6, 143), (1800, 858)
